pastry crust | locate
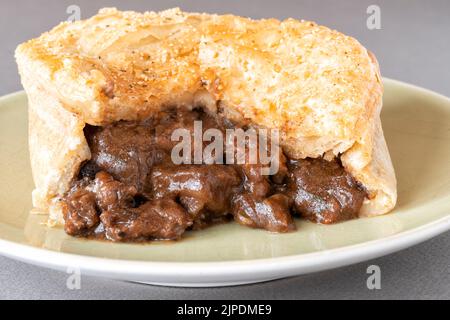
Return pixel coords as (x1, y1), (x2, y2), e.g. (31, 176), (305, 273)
(16, 7), (396, 220)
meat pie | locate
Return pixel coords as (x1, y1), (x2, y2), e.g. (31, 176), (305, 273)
(16, 8), (397, 242)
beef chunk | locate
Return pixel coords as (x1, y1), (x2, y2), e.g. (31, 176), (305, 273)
(100, 199), (191, 241)
(149, 164), (241, 220)
(232, 193), (295, 232)
(286, 158), (367, 224)
(61, 179), (99, 236)
(88, 122), (157, 191)
(92, 171), (138, 211)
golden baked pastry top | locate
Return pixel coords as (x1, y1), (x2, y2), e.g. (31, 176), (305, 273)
(17, 7), (382, 159)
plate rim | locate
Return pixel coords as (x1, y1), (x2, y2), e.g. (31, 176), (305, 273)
(1, 77), (450, 283)
(0, 215), (448, 279)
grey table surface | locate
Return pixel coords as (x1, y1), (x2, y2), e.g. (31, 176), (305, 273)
(0, 0), (449, 300)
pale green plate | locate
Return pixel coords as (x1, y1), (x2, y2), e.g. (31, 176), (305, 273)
(0, 78), (449, 286)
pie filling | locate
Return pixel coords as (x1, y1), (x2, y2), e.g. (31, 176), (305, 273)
(60, 107), (367, 242)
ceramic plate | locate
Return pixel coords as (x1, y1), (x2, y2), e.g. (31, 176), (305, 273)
(0, 78), (449, 287)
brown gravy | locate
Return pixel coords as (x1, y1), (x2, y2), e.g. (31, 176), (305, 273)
(60, 108), (367, 242)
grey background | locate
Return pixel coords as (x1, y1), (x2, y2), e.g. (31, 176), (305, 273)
(0, 0), (449, 299)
